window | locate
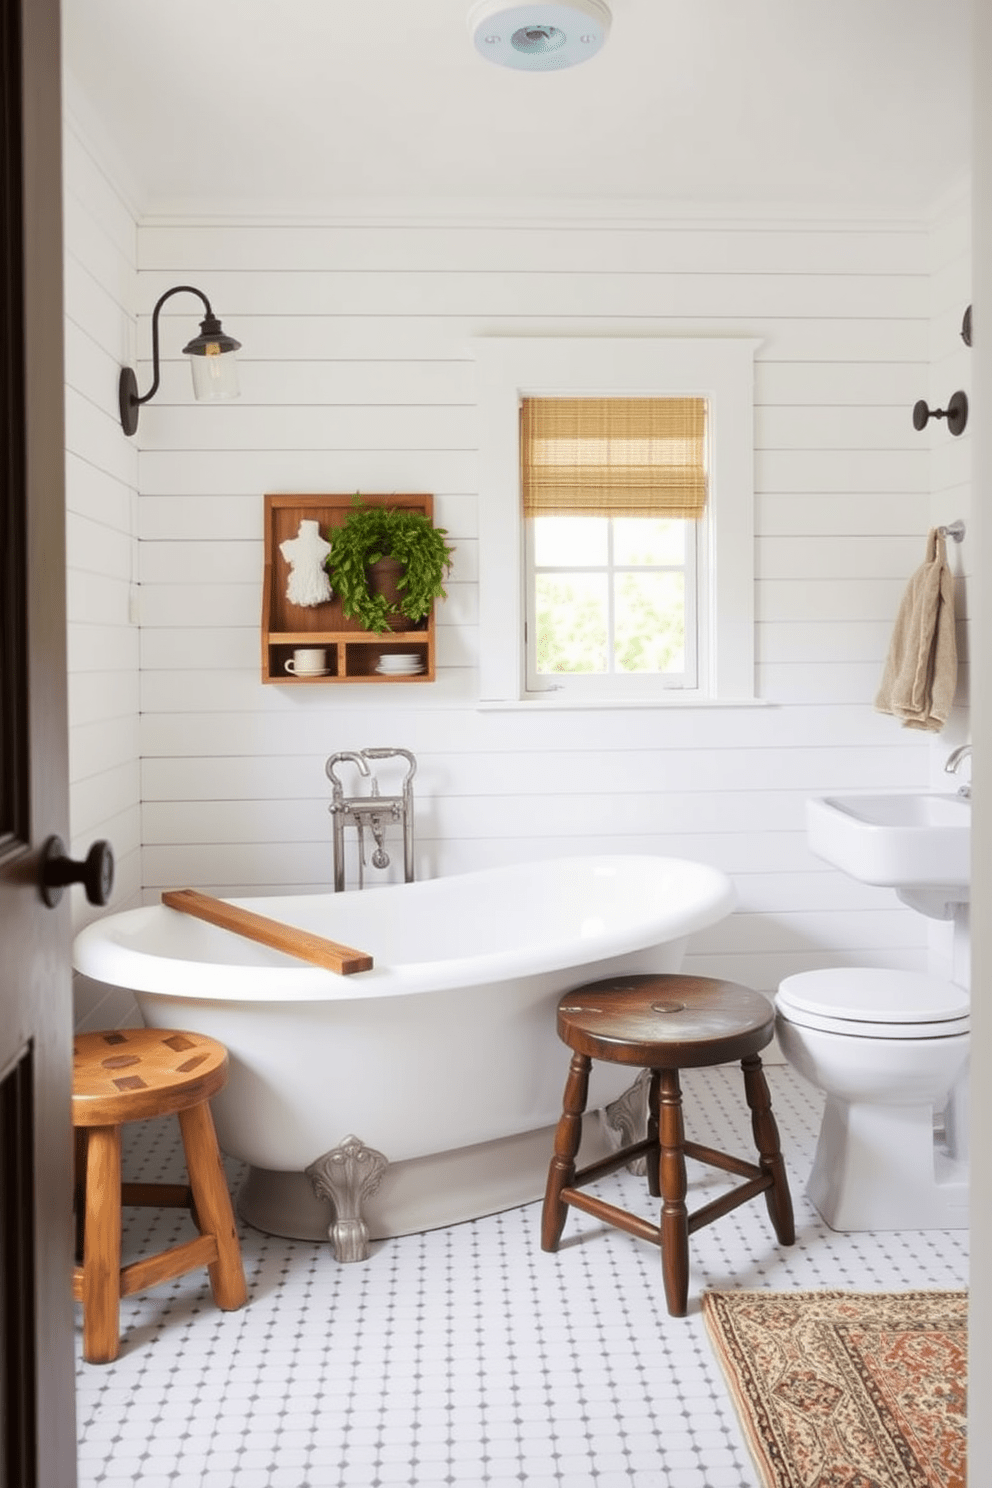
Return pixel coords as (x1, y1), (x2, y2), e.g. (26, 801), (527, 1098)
(475, 338), (759, 708)
(527, 513), (698, 696)
(522, 396), (705, 699)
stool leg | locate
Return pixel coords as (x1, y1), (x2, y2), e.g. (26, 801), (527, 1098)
(73, 1126), (88, 1264)
(542, 1051), (591, 1252)
(178, 1102), (248, 1311)
(81, 1125), (122, 1365)
(742, 1055), (795, 1246)
(657, 1069), (690, 1317)
(645, 1069), (661, 1199)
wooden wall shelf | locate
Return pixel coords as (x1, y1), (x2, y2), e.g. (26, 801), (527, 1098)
(262, 493), (437, 685)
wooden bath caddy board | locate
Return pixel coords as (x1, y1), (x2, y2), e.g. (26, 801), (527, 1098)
(162, 889), (373, 975)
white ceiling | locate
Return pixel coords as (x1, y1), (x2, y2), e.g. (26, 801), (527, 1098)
(62, 0), (971, 217)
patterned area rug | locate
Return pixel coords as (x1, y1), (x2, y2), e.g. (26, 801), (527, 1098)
(703, 1289), (967, 1488)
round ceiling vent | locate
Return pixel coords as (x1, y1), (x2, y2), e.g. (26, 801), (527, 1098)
(467, 1), (612, 71)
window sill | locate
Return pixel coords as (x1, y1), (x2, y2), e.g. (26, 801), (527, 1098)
(477, 695), (774, 712)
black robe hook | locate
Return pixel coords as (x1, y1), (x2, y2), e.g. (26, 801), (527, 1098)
(912, 390), (968, 437)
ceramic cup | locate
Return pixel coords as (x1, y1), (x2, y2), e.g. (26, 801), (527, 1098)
(285, 647), (327, 676)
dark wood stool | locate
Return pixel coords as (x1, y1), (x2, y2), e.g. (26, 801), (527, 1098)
(72, 1028), (248, 1363)
(541, 973), (795, 1316)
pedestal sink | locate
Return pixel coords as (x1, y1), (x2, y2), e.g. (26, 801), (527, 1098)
(807, 791), (971, 919)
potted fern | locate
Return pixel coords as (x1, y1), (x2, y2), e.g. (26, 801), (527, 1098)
(324, 496), (455, 634)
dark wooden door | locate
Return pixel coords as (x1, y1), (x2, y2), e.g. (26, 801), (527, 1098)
(1, 0), (78, 1483)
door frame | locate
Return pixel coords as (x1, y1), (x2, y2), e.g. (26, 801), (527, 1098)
(1, 0), (78, 1481)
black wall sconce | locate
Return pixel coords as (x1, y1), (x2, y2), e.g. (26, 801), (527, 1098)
(912, 390), (968, 437)
(119, 284), (241, 436)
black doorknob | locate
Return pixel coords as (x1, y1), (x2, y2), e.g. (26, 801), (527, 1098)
(40, 836), (115, 908)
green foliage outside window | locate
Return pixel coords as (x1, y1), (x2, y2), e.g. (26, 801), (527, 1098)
(532, 515), (687, 675)
(535, 571), (685, 675)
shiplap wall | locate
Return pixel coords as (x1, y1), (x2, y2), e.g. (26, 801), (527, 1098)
(126, 211), (940, 993)
(926, 186), (972, 983)
(63, 113), (143, 1028)
(929, 186), (972, 754)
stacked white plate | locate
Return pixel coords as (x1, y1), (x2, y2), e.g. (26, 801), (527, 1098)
(376, 652), (424, 676)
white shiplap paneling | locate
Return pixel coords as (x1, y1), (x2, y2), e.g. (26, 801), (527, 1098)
(63, 111), (142, 1026)
(923, 190), (972, 979)
(132, 216), (937, 993)
(56, 198), (970, 1006)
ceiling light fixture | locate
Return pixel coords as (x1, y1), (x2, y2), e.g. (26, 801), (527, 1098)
(467, 0), (611, 71)
(118, 284), (241, 436)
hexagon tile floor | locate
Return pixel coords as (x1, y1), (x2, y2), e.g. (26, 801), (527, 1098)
(75, 1065), (968, 1488)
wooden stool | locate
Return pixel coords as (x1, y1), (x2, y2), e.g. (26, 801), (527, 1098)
(541, 973), (795, 1316)
(72, 1028), (248, 1363)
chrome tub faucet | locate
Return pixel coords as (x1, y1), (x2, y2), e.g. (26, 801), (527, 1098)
(326, 748), (417, 890)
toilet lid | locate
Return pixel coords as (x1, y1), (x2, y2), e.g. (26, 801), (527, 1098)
(777, 967), (969, 1026)
(775, 1004), (969, 1039)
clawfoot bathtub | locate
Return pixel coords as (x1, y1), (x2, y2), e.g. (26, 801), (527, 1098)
(73, 855), (734, 1252)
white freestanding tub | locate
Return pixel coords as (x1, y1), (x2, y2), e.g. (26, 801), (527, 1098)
(73, 855), (735, 1247)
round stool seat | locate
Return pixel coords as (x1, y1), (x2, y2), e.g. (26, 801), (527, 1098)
(777, 968), (970, 1040)
(73, 1029), (229, 1126)
(557, 973), (776, 1067)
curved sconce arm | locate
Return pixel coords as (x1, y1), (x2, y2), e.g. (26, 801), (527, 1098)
(119, 284), (241, 436)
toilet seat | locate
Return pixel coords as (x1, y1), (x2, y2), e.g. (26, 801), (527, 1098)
(776, 968), (970, 1040)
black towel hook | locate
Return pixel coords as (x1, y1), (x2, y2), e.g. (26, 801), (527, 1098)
(961, 305), (972, 347)
(912, 390), (968, 437)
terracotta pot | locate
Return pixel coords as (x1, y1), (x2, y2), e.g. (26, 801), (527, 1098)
(367, 558), (421, 631)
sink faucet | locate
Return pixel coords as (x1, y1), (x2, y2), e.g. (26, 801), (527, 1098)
(944, 744), (972, 799)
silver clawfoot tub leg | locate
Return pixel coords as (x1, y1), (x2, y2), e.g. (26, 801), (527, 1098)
(603, 1069), (651, 1176)
(306, 1135), (388, 1262)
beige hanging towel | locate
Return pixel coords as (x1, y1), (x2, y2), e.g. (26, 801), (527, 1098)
(874, 528), (957, 732)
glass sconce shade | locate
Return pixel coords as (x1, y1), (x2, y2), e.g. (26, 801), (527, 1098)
(187, 346), (240, 402)
(184, 313), (242, 402)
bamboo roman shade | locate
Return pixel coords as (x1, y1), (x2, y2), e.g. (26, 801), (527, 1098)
(521, 397), (708, 519)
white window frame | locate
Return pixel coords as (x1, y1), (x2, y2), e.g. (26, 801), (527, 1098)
(475, 337), (760, 708)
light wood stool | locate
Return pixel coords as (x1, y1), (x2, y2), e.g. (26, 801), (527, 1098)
(541, 973), (795, 1316)
(72, 1028), (248, 1363)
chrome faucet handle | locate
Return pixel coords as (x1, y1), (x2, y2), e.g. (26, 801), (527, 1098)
(325, 751), (373, 810)
(361, 747), (417, 784)
(326, 750), (371, 785)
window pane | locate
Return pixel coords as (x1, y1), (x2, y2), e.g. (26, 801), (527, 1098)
(614, 572), (685, 673)
(533, 516), (607, 567)
(613, 518), (685, 566)
(535, 573), (608, 673)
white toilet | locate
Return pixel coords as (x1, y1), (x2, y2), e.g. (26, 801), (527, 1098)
(774, 967), (969, 1232)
